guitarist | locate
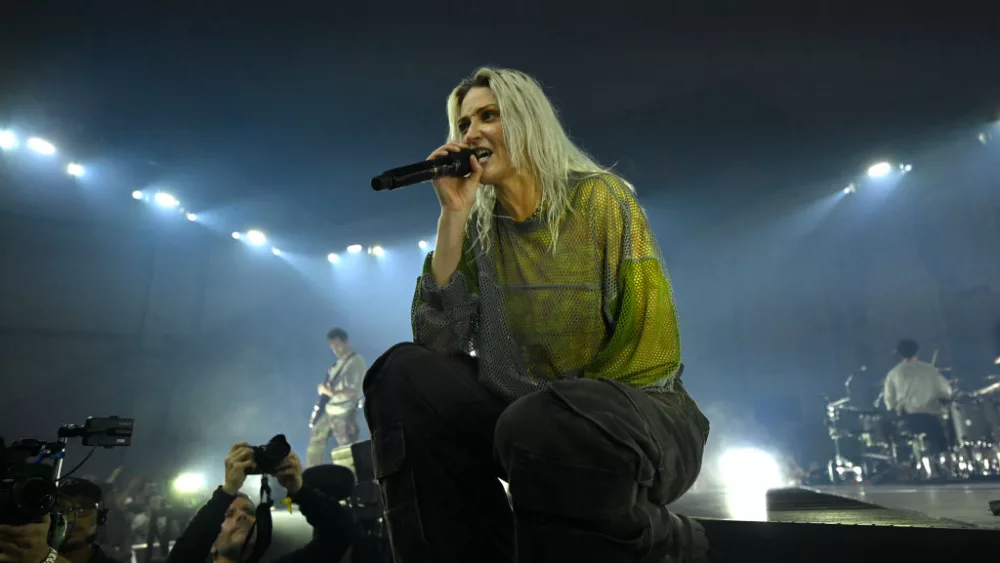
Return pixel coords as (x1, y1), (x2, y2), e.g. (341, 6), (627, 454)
(306, 327), (367, 468)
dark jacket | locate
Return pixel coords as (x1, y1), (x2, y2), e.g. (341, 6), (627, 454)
(85, 545), (126, 563)
(165, 485), (352, 563)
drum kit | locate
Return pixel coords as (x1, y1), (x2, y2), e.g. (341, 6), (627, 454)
(825, 364), (1000, 484)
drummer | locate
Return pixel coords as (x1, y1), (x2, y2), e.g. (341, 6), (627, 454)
(883, 339), (952, 453)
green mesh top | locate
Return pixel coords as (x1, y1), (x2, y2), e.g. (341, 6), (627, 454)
(411, 173), (682, 402)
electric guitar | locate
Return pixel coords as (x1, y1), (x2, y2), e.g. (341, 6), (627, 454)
(310, 353), (356, 428)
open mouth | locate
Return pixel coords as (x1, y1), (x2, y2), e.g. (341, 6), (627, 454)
(473, 148), (492, 164)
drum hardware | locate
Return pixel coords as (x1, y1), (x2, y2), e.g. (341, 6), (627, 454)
(824, 368), (1000, 483)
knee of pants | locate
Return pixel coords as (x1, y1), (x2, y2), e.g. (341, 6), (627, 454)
(363, 342), (458, 423)
(494, 391), (554, 461)
(363, 342), (430, 399)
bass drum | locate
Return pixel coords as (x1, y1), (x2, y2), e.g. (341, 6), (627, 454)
(858, 412), (893, 446)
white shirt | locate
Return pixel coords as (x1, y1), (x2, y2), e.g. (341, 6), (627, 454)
(883, 359), (952, 415)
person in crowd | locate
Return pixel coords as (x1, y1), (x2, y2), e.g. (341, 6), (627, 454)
(883, 338), (952, 454)
(307, 328), (367, 467)
(0, 478), (123, 563)
(363, 67), (711, 563)
(166, 442), (353, 563)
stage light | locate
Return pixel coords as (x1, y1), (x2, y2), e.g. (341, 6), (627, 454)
(328, 253), (340, 264)
(245, 229), (267, 246)
(232, 232), (242, 240)
(131, 190), (143, 200)
(843, 183), (857, 195)
(26, 137), (56, 155)
(346, 244), (363, 254)
(994, 356), (1000, 365)
(271, 248), (281, 256)
(172, 472), (207, 495)
(66, 163), (85, 177)
(718, 447), (784, 491)
(186, 212), (197, 221)
(154, 192), (179, 208)
(978, 132), (989, 144)
(418, 240), (429, 250)
(900, 163), (912, 172)
(369, 245), (385, 257)
(867, 162), (892, 178)
(0, 130), (16, 150)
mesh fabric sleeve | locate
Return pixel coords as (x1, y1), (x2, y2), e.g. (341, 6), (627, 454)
(582, 174), (682, 388)
(410, 232), (481, 355)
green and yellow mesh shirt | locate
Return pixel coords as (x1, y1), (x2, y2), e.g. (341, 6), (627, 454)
(411, 173), (681, 402)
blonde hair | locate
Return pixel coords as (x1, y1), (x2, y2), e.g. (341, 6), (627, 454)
(446, 67), (616, 253)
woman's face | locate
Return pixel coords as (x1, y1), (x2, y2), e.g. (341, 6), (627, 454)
(458, 86), (514, 185)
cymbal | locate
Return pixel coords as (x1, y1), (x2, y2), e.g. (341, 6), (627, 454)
(970, 381), (1000, 397)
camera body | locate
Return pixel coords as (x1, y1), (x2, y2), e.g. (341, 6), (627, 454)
(0, 439), (60, 526)
(0, 417), (134, 526)
(247, 434), (291, 475)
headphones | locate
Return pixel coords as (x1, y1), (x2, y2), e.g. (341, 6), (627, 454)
(57, 479), (109, 541)
(48, 491), (107, 549)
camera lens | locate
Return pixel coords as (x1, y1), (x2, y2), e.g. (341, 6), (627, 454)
(15, 477), (57, 521)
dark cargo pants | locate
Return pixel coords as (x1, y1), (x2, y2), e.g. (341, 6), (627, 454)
(306, 411), (360, 468)
(363, 343), (710, 563)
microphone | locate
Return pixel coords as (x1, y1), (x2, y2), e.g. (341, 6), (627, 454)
(370, 148), (487, 192)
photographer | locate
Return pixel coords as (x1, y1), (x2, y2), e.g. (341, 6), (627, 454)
(166, 442), (352, 563)
(0, 478), (122, 563)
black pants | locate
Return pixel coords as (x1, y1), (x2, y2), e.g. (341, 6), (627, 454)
(901, 413), (948, 455)
(362, 343), (710, 563)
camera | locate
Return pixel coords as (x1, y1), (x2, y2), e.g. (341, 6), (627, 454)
(247, 434), (291, 475)
(0, 416), (134, 526)
(0, 439), (59, 525)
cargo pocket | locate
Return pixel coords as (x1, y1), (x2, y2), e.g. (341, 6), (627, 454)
(372, 423), (432, 562)
(672, 379), (710, 445)
(508, 446), (638, 520)
(510, 447), (652, 558)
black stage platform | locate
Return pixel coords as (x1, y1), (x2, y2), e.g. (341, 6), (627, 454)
(246, 484), (1000, 562)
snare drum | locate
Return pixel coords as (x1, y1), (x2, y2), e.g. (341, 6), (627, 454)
(828, 406), (872, 436)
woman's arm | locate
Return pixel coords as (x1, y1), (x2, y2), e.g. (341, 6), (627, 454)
(410, 213), (481, 355)
(582, 174), (682, 388)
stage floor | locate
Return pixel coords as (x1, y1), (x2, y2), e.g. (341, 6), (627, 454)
(815, 482), (1000, 529)
(250, 484), (1000, 562)
(670, 482), (1000, 529)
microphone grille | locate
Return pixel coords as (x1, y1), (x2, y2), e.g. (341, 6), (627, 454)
(371, 174), (394, 191)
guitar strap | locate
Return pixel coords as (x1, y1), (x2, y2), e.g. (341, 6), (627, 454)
(325, 352), (357, 390)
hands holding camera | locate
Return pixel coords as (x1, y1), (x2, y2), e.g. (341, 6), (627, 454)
(222, 442), (304, 498)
